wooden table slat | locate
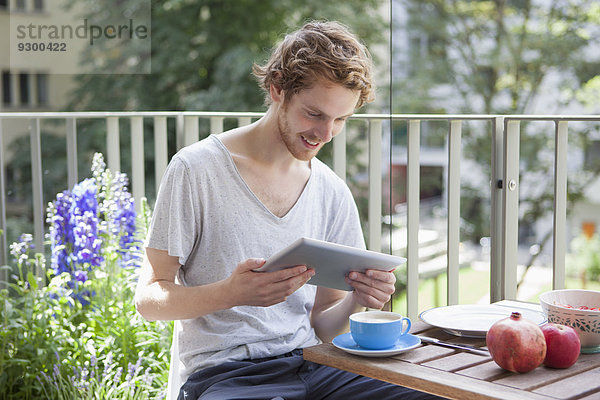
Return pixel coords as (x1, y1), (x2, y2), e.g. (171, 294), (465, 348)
(420, 351), (490, 372)
(393, 344), (455, 363)
(532, 367), (600, 399)
(492, 355), (600, 390)
(456, 360), (512, 380)
(576, 390), (600, 400)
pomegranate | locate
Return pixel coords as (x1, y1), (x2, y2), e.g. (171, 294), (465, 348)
(486, 312), (547, 373)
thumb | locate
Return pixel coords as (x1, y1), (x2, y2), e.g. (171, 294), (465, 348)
(237, 258), (266, 273)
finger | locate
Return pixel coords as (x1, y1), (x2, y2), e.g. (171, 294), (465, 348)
(349, 270), (396, 285)
(238, 258), (266, 272)
(270, 268), (315, 297)
(346, 275), (395, 307)
(352, 290), (388, 310)
(347, 272), (394, 295)
(269, 265), (310, 282)
(365, 269), (397, 284)
(247, 268), (314, 307)
(348, 277), (393, 308)
(347, 276), (391, 299)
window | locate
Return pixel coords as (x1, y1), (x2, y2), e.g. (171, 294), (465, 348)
(15, 0), (25, 10)
(36, 73), (47, 105)
(585, 141), (600, 172)
(0, 0), (8, 10)
(33, 0), (43, 11)
(2, 71), (48, 107)
(19, 73), (30, 105)
(2, 71), (11, 106)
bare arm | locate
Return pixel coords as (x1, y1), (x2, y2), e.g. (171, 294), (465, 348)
(310, 269), (397, 343)
(135, 247), (315, 321)
(310, 287), (364, 343)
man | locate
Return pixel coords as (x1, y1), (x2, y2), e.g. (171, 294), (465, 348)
(135, 21), (441, 400)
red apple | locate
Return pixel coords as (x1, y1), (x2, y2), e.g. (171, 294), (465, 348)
(541, 323), (581, 369)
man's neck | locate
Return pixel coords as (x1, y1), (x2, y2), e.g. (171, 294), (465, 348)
(220, 107), (309, 173)
(217, 109), (312, 218)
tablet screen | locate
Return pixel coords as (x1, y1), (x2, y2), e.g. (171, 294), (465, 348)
(254, 237), (406, 291)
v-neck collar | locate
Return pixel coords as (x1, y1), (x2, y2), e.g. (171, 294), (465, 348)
(210, 134), (314, 221)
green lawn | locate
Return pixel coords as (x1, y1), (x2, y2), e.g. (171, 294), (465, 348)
(391, 267), (490, 315)
(525, 278), (600, 303)
(390, 266), (600, 316)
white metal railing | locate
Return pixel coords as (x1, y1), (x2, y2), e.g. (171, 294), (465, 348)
(1, 112), (599, 320)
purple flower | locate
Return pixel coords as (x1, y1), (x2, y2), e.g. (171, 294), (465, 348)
(104, 172), (140, 264)
(71, 178), (97, 211)
(143, 368), (153, 386)
(74, 292), (89, 306)
(114, 366), (123, 384)
(126, 356), (143, 383)
(45, 152), (140, 306)
(103, 352), (113, 380)
(47, 191), (75, 275)
(72, 209), (103, 267)
(73, 270), (88, 283)
(47, 178), (103, 305)
(115, 196), (139, 263)
(69, 179), (103, 268)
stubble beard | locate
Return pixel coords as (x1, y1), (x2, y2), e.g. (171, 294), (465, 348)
(277, 109), (317, 162)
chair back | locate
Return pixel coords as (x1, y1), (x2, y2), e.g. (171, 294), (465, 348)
(166, 321), (184, 400)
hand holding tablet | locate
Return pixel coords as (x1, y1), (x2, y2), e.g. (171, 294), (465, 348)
(254, 237), (406, 291)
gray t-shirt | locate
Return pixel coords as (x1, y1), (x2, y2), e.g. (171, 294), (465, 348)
(146, 134), (365, 380)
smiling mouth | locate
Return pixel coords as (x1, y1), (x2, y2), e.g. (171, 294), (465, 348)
(301, 135), (320, 147)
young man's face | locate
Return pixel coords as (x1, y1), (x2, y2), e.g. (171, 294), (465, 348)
(276, 82), (360, 161)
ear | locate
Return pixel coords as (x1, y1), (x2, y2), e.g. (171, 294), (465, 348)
(269, 83), (285, 104)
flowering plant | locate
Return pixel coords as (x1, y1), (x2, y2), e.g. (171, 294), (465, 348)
(46, 153), (139, 306)
(0, 154), (171, 399)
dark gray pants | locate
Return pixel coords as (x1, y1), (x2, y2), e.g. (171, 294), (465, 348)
(179, 350), (444, 400)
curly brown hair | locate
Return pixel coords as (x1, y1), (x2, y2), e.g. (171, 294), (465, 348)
(253, 21), (375, 109)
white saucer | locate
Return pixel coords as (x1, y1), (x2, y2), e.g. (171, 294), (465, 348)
(332, 332), (421, 357)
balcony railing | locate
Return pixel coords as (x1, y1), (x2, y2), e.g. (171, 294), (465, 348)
(1, 111), (599, 319)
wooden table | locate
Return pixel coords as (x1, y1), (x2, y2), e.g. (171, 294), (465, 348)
(303, 302), (600, 400)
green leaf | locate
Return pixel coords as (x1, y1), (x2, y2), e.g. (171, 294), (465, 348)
(27, 271), (38, 290)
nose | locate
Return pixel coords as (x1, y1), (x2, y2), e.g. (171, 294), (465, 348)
(318, 119), (336, 143)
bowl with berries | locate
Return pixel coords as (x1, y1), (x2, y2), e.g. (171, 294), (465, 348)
(540, 289), (600, 353)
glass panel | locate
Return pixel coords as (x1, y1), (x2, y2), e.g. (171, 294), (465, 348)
(565, 122), (600, 295)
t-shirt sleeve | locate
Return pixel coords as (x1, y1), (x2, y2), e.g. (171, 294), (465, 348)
(325, 182), (366, 250)
(145, 156), (199, 266)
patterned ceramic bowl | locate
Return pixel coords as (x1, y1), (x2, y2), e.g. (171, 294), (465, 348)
(539, 289), (600, 353)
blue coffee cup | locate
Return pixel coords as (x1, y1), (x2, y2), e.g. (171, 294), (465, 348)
(349, 311), (411, 350)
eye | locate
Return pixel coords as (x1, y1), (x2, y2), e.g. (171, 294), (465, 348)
(307, 111), (321, 118)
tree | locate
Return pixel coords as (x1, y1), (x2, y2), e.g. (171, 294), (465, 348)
(65, 0), (386, 112)
(5, 0), (387, 246)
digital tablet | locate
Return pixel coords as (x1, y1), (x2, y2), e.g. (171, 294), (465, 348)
(254, 237), (406, 291)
